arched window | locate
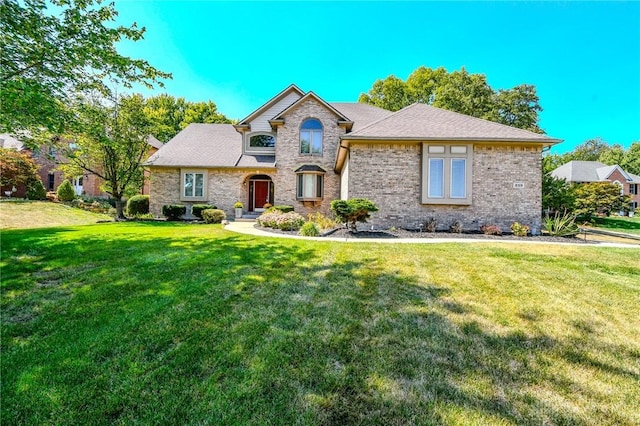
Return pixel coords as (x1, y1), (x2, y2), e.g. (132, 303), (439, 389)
(300, 118), (323, 155)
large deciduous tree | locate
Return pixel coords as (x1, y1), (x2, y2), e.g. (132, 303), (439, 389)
(0, 148), (40, 190)
(0, 0), (171, 136)
(358, 66), (543, 133)
(573, 182), (631, 219)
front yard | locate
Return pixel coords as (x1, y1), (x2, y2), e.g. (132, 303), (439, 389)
(1, 222), (639, 425)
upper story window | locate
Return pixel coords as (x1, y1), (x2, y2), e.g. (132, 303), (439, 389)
(300, 118), (323, 155)
(245, 133), (276, 154)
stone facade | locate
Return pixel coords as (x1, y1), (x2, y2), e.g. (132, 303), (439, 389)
(346, 142), (543, 234)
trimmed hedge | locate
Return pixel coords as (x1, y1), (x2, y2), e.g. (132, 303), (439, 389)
(26, 181), (47, 200)
(192, 204), (217, 219)
(57, 180), (76, 202)
(265, 205), (294, 213)
(126, 195), (149, 216)
(202, 209), (226, 224)
(162, 204), (186, 220)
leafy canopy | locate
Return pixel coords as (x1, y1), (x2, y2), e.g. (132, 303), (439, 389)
(0, 148), (40, 189)
(0, 0), (171, 136)
(544, 139), (640, 176)
(359, 66), (543, 133)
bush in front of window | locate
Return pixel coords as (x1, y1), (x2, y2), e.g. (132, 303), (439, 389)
(265, 205), (294, 213)
(510, 222), (530, 237)
(126, 195), (149, 216)
(330, 198), (379, 231)
(257, 211), (305, 231)
(480, 224), (502, 235)
(162, 204), (186, 220)
(192, 204), (217, 219)
(57, 180), (76, 202)
(298, 221), (320, 236)
(202, 209), (226, 224)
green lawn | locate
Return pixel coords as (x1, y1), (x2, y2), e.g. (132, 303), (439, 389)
(0, 200), (112, 229)
(2, 223), (639, 425)
(588, 215), (640, 235)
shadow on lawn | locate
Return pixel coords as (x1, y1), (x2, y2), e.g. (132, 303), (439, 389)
(1, 223), (636, 425)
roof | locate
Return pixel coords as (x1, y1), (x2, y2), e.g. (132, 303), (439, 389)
(146, 135), (164, 150)
(236, 84), (304, 127)
(343, 103), (560, 144)
(272, 92), (352, 124)
(146, 123), (242, 168)
(330, 103), (394, 131)
(295, 164), (326, 173)
(551, 160), (637, 183)
(0, 133), (25, 150)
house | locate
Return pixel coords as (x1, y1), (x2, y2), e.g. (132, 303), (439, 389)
(146, 85), (560, 233)
(551, 160), (640, 211)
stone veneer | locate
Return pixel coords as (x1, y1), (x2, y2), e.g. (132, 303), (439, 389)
(346, 143), (543, 234)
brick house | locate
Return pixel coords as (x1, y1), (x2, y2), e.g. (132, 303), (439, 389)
(146, 85), (560, 233)
(551, 161), (640, 212)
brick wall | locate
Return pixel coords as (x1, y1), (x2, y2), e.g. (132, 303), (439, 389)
(347, 143), (543, 234)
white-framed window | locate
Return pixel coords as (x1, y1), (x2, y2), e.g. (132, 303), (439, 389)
(181, 170), (207, 201)
(300, 118), (323, 155)
(628, 184), (637, 195)
(245, 132), (276, 153)
(422, 144), (472, 205)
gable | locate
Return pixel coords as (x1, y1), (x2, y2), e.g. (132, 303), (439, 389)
(235, 84), (304, 132)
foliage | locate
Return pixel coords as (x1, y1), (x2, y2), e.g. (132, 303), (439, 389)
(542, 174), (575, 214)
(510, 222), (530, 237)
(306, 212), (338, 231)
(480, 224), (502, 235)
(69, 198), (113, 215)
(422, 218), (437, 232)
(298, 221), (320, 237)
(59, 94), (152, 218)
(233, 201), (244, 209)
(573, 182), (631, 220)
(257, 211), (305, 231)
(191, 204), (217, 219)
(26, 180), (47, 200)
(56, 180), (76, 201)
(544, 140), (640, 177)
(543, 211), (580, 237)
(0, 148), (39, 189)
(449, 221), (463, 233)
(126, 195), (149, 216)
(266, 205), (295, 213)
(330, 198), (379, 231)
(162, 204), (186, 220)
(202, 209), (226, 224)
(0, 0), (170, 137)
(359, 66), (543, 132)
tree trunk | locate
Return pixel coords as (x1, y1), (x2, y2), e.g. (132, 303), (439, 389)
(114, 197), (125, 220)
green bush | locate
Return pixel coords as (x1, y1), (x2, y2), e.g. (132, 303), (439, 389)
(543, 212), (579, 237)
(481, 224), (502, 235)
(202, 209), (226, 224)
(266, 205), (295, 213)
(56, 180), (76, 201)
(330, 198), (379, 231)
(298, 221), (320, 236)
(162, 204), (186, 220)
(126, 195), (149, 216)
(257, 211), (305, 231)
(510, 222), (530, 237)
(192, 204), (217, 219)
(26, 180), (47, 200)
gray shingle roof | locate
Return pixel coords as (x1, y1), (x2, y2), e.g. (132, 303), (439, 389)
(146, 135), (164, 150)
(551, 161), (636, 182)
(236, 154), (276, 168)
(330, 103), (394, 131)
(344, 103), (560, 143)
(146, 124), (241, 167)
(0, 133), (24, 150)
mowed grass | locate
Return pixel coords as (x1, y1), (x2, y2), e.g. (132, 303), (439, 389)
(1, 223), (639, 425)
(588, 215), (640, 235)
(0, 200), (112, 229)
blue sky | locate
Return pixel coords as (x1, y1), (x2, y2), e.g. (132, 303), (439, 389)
(115, 1), (639, 153)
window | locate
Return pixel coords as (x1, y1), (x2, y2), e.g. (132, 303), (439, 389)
(295, 165), (325, 200)
(422, 144), (472, 205)
(630, 184), (638, 195)
(48, 173), (55, 191)
(249, 134), (275, 148)
(181, 170), (207, 200)
(300, 118), (323, 155)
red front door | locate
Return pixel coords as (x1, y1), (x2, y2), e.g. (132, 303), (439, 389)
(254, 181), (269, 210)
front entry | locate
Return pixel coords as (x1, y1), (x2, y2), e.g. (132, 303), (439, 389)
(248, 175), (274, 212)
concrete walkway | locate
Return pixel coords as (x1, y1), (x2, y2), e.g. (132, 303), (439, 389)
(224, 221), (640, 248)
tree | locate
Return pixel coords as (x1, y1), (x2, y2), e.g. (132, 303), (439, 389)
(573, 182), (631, 220)
(598, 144), (626, 166)
(358, 66), (543, 132)
(0, 148), (39, 190)
(569, 138), (610, 162)
(60, 94), (152, 219)
(620, 141), (640, 176)
(0, 0), (170, 137)
(330, 198), (379, 231)
(56, 179), (76, 201)
(542, 174), (575, 214)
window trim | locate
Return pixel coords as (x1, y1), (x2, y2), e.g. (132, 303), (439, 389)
(421, 144), (472, 205)
(299, 118), (323, 156)
(245, 132), (276, 154)
(180, 169), (208, 201)
(296, 171), (324, 201)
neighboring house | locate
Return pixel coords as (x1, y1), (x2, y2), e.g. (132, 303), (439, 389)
(551, 160), (640, 211)
(146, 84), (560, 233)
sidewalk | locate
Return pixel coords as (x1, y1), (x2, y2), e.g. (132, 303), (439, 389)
(224, 221), (640, 248)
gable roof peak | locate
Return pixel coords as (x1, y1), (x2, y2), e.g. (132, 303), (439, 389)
(236, 84), (305, 127)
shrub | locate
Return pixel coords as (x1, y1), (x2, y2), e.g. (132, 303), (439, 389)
(262, 203), (273, 209)
(234, 201), (244, 209)
(307, 212), (337, 231)
(202, 209), (226, 224)
(257, 211), (305, 231)
(266, 205), (295, 213)
(46, 191), (57, 201)
(422, 218), (437, 232)
(57, 180), (76, 201)
(132, 213), (155, 220)
(26, 181), (47, 200)
(449, 221), (463, 233)
(510, 222), (530, 237)
(126, 195), (149, 216)
(162, 204), (186, 220)
(330, 198), (379, 231)
(192, 204), (217, 219)
(481, 224), (502, 235)
(543, 211), (579, 237)
(298, 221), (320, 236)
